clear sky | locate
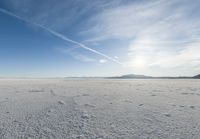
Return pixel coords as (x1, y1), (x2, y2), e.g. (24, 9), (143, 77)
(0, 0), (200, 77)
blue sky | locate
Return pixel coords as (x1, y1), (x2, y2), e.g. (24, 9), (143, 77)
(0, 0), (200, 77)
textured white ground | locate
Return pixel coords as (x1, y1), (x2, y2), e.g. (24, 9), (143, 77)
(0, 79), (200, 139)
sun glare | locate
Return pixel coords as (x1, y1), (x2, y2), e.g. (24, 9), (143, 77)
(132, 57), (147, 68)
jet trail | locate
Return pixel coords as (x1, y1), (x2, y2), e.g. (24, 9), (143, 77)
(0, 8), (123, 65)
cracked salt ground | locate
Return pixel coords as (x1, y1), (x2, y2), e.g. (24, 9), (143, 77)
(0, 79), (200, 138)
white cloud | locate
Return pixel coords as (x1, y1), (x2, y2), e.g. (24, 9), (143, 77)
(1, 0), (200, 76)
(73, 54), (96, 62)
(149, 42), (200, 68)
(81, 0), (200, 75)
(0, 8), (125, 65)
(114, 56), (118, 59)
(82, 0), (167, 41)
(84, 0), (200, 41)
(99, 59), (107, 64)
(127, 39), (200, 68)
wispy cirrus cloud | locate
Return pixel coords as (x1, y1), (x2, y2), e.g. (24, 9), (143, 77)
(57, 47), (96, 63)
(1, 0), (200, 76)
(83, 0), (200, 41)
(0, 8), (123, 65)
(80, 0), (200, 75)
(71, 54), (96, 63)
(1, 0), (127, 30)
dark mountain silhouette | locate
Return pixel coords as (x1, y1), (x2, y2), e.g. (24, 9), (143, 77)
(193, 74), (200, 79)
(107, 74), (200, 79)
(108, 74), (153, 79)
(62, 74), (200, 79)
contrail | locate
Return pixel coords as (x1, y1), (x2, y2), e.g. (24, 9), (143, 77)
(0, 8), (123, 65)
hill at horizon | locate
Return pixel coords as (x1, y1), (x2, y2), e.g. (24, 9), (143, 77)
(107, 74), (200, 79)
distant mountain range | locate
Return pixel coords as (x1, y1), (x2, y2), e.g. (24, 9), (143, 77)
(107, 74), (153, 79)
(107, 74), (200, 79)
(1, 74), (199, 79)
(193, 74), (200, 79)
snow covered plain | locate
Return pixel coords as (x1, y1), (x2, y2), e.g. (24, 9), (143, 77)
(0, 79), (200, 139)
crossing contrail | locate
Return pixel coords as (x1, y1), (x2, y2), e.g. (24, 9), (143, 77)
(0, 8), (123, 65)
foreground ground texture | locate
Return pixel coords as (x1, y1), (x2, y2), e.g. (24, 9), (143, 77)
(0, 79), (200, 139)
